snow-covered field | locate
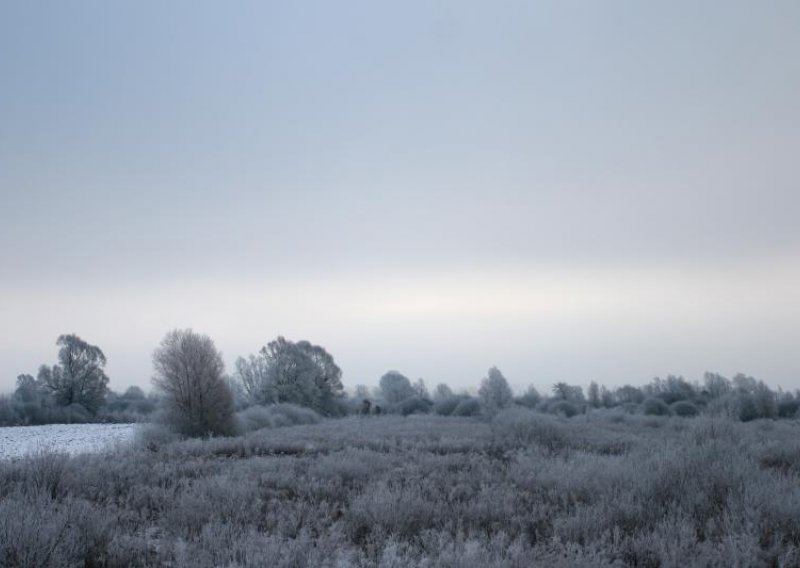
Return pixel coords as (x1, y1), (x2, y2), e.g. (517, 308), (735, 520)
(0, 423), (139, 460)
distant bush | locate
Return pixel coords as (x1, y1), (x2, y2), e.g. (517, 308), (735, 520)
(642, 397), (671, 416)
(514, 386), (541, 409)
(549, 400), (579, 418)
(778, 395), (800, 418)
(0, 395), (20, 426)
(394, 397), (433, 416)
(434, 395), (465, 416)
(237, 403), (322, 433)
(451, 397), (482, 417)
(671, 400), (699, 417)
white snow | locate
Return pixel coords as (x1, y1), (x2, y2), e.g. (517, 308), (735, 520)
(0, 423), (139, 460)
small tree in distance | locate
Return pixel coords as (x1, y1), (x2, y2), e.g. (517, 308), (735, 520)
(478, 367), (513, 414)
(37, 334), (110, 414)
(152, 329), (235, 437)
(379, 371), (415, 405)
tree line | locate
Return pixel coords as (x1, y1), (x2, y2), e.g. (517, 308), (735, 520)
(2, 330), (799, 435)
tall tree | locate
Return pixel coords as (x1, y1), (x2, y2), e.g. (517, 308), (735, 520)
(237, 337), (344, 415)
(152, 329), (235, 437)
(37, 334), (110, 414)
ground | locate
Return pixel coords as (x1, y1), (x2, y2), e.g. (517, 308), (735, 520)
(0, 423), (137, 460)
(1, 411), (799, 567)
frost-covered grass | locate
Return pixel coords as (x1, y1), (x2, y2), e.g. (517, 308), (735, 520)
(0, 423), (138, 460)
(2, 411), (800, 566)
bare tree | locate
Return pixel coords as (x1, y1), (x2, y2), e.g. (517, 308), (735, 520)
(152, 329), (235, 437)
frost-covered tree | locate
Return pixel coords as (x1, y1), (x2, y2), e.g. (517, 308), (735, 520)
(587, 381), (600, 408)
(152, 329), (235, 437)
(353, 384), (371, 400)
(703, 372), (732, 398)
(552, 382), (585, 403)
(433, 383), (454, 401)
(13, 374), (40, 405)
(413, 378), (430, 399)
(478, 367), (513, 413)
(37, 334), (110, 414)
(515, 385), (541, 409)
(379, 371), (415, 405)
(237, 337), (344, 415)
(235, 351), (273, 405)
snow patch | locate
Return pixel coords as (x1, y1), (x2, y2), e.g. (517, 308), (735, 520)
(0, 423), (139, 460)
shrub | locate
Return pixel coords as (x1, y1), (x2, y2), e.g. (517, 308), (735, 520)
(514, 386), (541, 409)
(642, 397), (671, 416)
(452, 397), (482, 417)
(671, 400), (699, 417)
(434, 395), (464, 416)
(395, 397), (433, 416)
(778, 396), (800, 419)
(237, 403), (322, 433)
(737, 394), (760, 422)
(549, 400), (579, 418)
(0, 396), (20, 426)
(136, 422), (181, 451)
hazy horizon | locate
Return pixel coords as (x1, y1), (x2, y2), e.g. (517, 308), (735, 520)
(2, 1), (799, 394)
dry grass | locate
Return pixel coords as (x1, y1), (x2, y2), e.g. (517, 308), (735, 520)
(1, 411), (800, 566)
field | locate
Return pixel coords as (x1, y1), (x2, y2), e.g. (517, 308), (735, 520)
(2, 410), (800, 567)
(0, 423), (138, 461)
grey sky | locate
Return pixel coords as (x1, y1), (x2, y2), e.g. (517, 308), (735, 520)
(1, 1), (799, 393)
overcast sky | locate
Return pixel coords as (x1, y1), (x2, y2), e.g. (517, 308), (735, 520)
(1, 1), (799, 394)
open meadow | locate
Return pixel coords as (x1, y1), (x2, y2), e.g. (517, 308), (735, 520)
(0, 423), (138, 461)
(2, 410), (800, 567)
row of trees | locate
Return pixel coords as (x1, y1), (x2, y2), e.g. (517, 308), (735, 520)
(349, 368), (800, 424)
(1, 335), (135, 425)
(1, 331), (345, 432)
(5, 330), (799, 434)
(153, 331), (345, 436)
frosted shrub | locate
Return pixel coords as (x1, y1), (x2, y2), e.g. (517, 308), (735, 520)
(136, 422), (181, 451)
(671, 400), (698, 417)
(493, 407), (568, 452)
(237, 405), (273, 432)
(452, 397), (482, 417)
(237, 403), (321, 433)
(434, 395), (469, 416)
(642, 397), (671, 416)
(549, 400), (579, 418)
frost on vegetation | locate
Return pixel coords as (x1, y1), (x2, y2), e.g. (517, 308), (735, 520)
(2, 413), (800, 566)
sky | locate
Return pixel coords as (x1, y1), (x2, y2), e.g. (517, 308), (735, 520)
(1, 1), (799, 394)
